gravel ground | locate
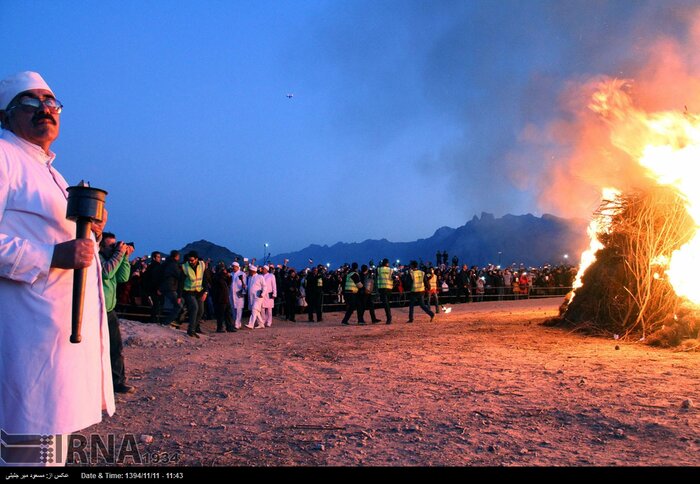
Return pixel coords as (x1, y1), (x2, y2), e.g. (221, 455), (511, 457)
(77, 298), (699, 467)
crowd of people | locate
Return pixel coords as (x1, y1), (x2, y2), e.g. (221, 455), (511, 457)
(0, 70), (577, 467)
(115, 249), (577, 330)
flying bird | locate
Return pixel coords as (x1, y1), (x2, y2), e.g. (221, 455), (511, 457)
(286, 93), (294, 99)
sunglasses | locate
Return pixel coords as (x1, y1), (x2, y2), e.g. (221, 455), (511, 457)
(8, 96), (63, 114)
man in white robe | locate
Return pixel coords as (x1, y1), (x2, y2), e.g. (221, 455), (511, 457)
(245, 265), (266, 329)
(229, 261), (247, 329)
(0, 71), (114, 466)
(261, 264), (277, 327)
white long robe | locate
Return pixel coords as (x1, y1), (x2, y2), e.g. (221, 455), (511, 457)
(229, 269), (246, 328)
(262, 272), (277, 309)
(0, 130), (114, 435)
(247, 273), (267, 311)
(246, 273), (266, 327)
(262, 272), (277, 326)
(229, 269), (247, 309)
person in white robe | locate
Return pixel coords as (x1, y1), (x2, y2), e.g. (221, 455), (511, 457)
(261, 265), (277, 327)
(245, 265), (267, 329)
(229, 261), (247, 329)
(0, 71), (114, 467)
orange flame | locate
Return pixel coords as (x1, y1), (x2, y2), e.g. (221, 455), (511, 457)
(575, 80), (700, 305)
(571, 188), (620, 302)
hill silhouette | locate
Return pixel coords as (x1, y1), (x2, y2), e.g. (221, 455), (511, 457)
(270, 212), (588, 269)
(179, 240), (243, 266)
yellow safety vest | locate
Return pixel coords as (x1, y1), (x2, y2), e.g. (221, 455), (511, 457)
(376, 266), (393, 290)
(182, 260), (205, 291)
(344, 271), (359, 293)
(427, 273), (438, 292)
(411, 269), (425, 292)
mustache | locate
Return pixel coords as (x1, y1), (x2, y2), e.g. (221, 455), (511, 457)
(32, 113), (56, 125)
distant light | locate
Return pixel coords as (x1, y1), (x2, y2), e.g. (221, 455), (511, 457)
(564, 254), (569, 259)
(326, 262), (331, 268)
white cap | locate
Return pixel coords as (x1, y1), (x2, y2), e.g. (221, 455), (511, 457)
(232, 261), (240, 267)
(262, 265), (269, 271)
(249, 264), (257, 271)
(0, 71), (54, 110)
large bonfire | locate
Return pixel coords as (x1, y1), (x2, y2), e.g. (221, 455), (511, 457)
(557, 79), (700, 348)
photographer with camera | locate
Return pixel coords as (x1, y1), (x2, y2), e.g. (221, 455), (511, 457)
(99, 232), (136, 394)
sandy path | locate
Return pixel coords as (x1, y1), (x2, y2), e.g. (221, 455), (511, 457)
(81, 298), (699, 466)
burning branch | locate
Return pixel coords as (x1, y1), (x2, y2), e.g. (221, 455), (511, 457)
(562, 187), (695, 341)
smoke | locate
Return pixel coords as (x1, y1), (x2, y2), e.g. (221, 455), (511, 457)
(512, 3), (700, 219)
(294, 0), (700, 224)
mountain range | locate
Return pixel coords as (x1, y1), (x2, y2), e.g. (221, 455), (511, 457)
(270, 212), (589, 269)
(176, 213), (589, 270)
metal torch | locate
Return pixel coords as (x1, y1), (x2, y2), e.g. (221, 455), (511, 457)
(66, 181), (108, 344)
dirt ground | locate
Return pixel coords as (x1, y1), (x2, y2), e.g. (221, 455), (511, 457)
(81, 298), (699, 467)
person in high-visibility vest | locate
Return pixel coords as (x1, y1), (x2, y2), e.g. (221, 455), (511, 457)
(425, 266), (440, 315)
(376, 258), (393, 324)
(181, 251), (209, 337)
(340, 262), (362, 325)
(407, 260), (435, 323)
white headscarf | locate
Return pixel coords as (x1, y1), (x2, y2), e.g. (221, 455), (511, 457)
(0, 71), (54, 110)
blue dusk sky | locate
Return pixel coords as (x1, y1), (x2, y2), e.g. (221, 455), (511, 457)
(1, 0), (696, 259)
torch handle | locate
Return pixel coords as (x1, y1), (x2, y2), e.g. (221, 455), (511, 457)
(70, 220), (92, 344)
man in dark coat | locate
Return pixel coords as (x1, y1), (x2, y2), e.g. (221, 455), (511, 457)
(456, 264), (471, 303)
(283, 269), (300, 322)
(305, 265), (324, 322)
(357, 264), (380, 324)
(158, 250), (184, 327)
(142, 251), (163, 323)
(212, 262), (236, 333)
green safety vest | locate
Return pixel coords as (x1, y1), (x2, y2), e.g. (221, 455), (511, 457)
(376, 266), (393, 290)
(344, 271), (359, 293)
(411, 269), (425, 292)
(182, 260), (205, 291)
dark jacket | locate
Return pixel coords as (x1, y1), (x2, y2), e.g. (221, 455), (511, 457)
(159, 258), (184, 295)
(284, 274), (300, 297)
(306, 271), (322, 295)
(212, 270), (232, 305)
(142, 260), (163, 294)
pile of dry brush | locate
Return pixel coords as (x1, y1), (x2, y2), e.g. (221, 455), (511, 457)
(549, 187), (700, 349)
